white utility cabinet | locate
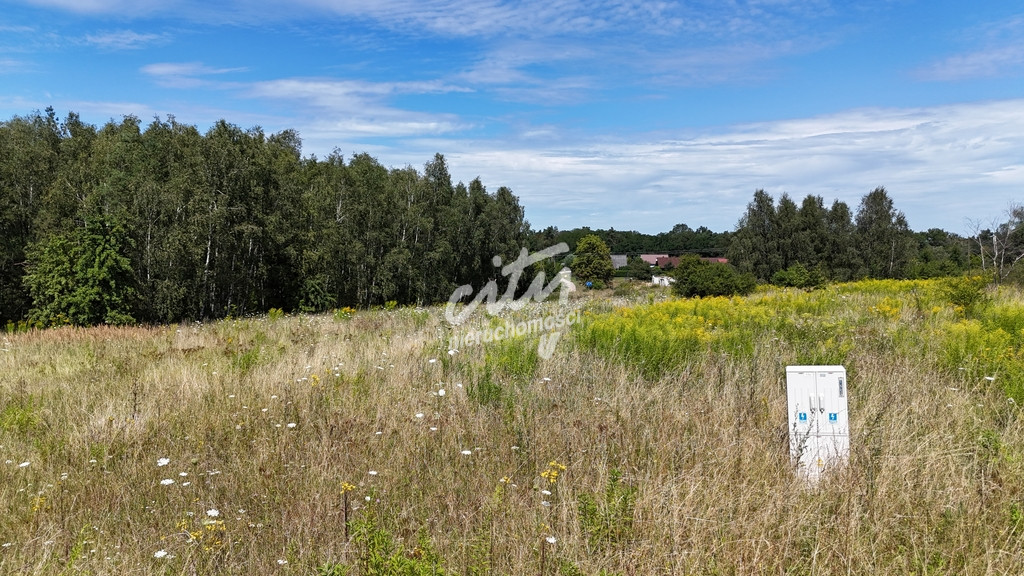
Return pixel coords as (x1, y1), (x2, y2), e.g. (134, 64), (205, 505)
(786, 365), (849, 481)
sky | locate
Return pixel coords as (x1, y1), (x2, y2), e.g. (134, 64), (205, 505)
(1, 1), (1023, 236)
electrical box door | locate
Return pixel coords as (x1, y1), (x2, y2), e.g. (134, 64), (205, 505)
(786, 365), (849, 481)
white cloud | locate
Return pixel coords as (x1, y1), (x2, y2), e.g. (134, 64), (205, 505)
(399, 99), (1024, 234)
(17, 0), (172, 16)
(916, 45), (1024, 81)
(0, 59), (26, 73)
(916, 14), (1024, 81)
(246, 78), (471, 138)
(84, 30), (167, 50)
(140, 62), (247, 87)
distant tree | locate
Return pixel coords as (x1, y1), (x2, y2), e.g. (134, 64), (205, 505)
(775, 193), (799, 268)
(854, 187), (914, 278)
(672, 255), (756, 297)
(906, 228), (966, 279)
(771, 262), (825, 289)
(729, 189), (781, 280)
(824, 199), (858, 281)
(968, 204), (1024, 284)
(793, 195), (828, 270)
(571, 234), (613, 284)
(625, 255), (653, 280)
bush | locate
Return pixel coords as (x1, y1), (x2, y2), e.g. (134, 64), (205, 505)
(771, 263), (826, 289)
(942, 275), (989, 316)
(673, 257), (756, 298)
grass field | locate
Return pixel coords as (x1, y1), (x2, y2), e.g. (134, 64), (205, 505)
(2, 278), (1024, 575)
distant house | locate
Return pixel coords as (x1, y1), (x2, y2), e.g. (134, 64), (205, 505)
(656, 256), (730, 269)
(610, 254), (628, 269)
(656, 256), (680, 269)
(651, 275), (675, 287)
(640, 254), (668, 265)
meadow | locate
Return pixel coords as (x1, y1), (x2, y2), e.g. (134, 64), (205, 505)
(2, 278), (1024, 575)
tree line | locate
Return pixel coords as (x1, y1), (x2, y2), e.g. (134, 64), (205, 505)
(0, 109), (528, 326)
(726, 188), (971, 283)
(1, 109), (1018, 328)
(530, 223), (730, 256)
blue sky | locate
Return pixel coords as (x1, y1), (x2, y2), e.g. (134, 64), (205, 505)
(2, 0), (1023, 235)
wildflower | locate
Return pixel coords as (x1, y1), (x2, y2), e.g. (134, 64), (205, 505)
(545, 536), (557, 544)
(160, 479), (175, 486)
(541, 489), (551, 496)
(340, 482), (355, 493)
(415, 413), (424, 418)
(154, 549), (168, 558)
(157, 458), (170, 467)
(206, 509), (220, 517)
(461, 450), (472, 456)
(179, 472), (188, 477)
(368, 470), (378, 476)
(287, 422), (297, 429)
(277, 559), (288, 565)
(540, 460), (566, 484)
(428, 358), (437, 364)
(437, 388), (446, 397)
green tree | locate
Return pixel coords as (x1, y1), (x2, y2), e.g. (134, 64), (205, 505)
(775, 193), (799, 269)
(824, 199), (858, 281)
(571, 234), (613, 284)
(729, 189), (781, 281)
(24, 218), (137, 326)
(672, 255), (756, 297)
(854, 187), (914, 279)
(793, 195), (828, 270)
(771, 262), (825, 289)
(0, 109), (59, 323)
(625, 256), (653, 280)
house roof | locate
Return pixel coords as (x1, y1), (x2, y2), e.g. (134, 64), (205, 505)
(640, 254), (668, 265)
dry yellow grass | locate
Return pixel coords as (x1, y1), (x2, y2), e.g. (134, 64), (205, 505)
(1, 282), (1023, 575)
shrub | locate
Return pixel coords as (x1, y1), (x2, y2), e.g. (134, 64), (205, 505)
(942, 275), (989, 316)
(673, 258), (756, 298)
(771, 263), (826, 289)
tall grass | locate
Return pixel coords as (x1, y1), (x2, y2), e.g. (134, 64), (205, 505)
(1, 281), (1023, 574)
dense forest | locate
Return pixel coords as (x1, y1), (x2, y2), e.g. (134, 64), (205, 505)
(0, 109), (529, 326)
(1, 109), (1019, 328)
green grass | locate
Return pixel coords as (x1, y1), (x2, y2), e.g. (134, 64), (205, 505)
(1, 280), (1024, 574)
